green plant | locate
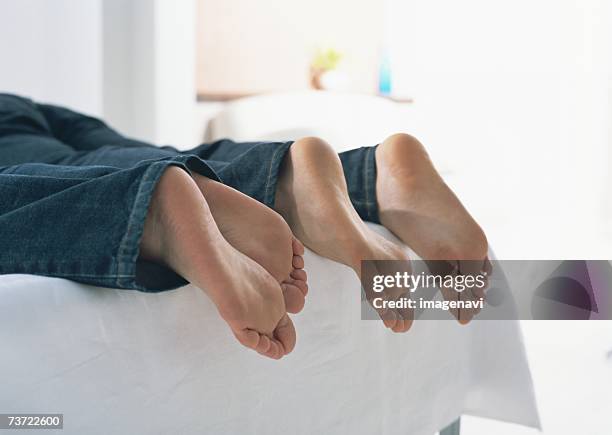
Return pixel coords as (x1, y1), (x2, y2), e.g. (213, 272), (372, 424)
(311, 48), (343, 71)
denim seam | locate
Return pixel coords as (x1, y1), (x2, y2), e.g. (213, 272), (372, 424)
(0, 266), (133, 279)
(45, 273), (135, 278)
(0, 174), (94, 181)
(263, 142), (291, 208)
(364, 147), (374, 221)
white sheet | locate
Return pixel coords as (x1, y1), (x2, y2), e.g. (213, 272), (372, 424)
(0, 224), (539, 435)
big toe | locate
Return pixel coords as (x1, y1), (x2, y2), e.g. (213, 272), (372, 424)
(274, 314), (297, 355)
(233, 329), (284, 360)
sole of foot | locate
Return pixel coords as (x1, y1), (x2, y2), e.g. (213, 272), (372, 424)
(275, 137), (413, 333)
(193, 175), (308, 314)
(141, 167), (297, 359)
(376, 133), (489, 323)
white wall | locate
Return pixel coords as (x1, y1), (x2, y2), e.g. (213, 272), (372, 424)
(0, 0), (103, 115)
(387, 0), (612, 257)
(153, 0), (197, 147)
(195, 0), (384, 95)
(1, 0), (609, 240)
(102, 0), (156, 141)
(103, 0), (197, 146)
(0, 0), (196, 146)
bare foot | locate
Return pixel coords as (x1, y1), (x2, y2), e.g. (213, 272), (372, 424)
(275, 137), (413, 333)
(140, 167), (295, 359)
(376, 133), (489, 323)
(193, 175), (308, 313)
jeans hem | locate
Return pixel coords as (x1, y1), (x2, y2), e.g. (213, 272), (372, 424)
(115, 161), (172, 290)
(114, 155), (217, 291)
(262, 141), (294, 208)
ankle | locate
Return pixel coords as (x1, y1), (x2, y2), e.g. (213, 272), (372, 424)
(139, 166), (217, 270)
(140, 180), (170, 265)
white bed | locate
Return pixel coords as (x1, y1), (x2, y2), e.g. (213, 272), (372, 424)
(0, 227), (539, 435)
(0, 92), (540, 434)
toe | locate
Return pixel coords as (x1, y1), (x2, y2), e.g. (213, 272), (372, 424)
(467, 288), (483, 315)
(459, 288), (479, 324)
(292, 255), (304, 269)
(458, 312), (472, 325)
(292, 237), (305, 256)
(392, 317), (407, 333)
(380, 309), (398, 330)
(397, 317), (414, 332)
(439, 284), (461, 322)
(260, 336), (283, 359)
(288, 276), (308, 295)
(290, 268), (308, 284)
(255, 334), (272, 354)
(274, 314), (297, 355)
(391, 316), (404, 332)
(457, 304), (474, 324)
(263, 341), (283, 360)
(395, 301), (414, 332)
(234, 328), (260, 350)
(473, 257), (492, 299)
(234, 329), (284, 360)
(281, 282), (306, 313)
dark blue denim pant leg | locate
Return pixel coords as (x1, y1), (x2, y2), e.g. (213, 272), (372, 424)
(338, 146), (380, 224)
(194, 140), (294, 208)
(195, 140), (382, 223)
(0, 161), (202, 291)
(27, 99), (294, 210)
(0, 94), (219, 291)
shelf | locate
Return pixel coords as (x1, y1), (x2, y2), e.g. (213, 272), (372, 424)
(197, 91), (413, 104)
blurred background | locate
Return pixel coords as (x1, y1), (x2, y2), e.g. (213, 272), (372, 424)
(1, 0), (611, 433)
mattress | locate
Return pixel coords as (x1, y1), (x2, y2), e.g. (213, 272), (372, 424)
(0, 223), (539, 434)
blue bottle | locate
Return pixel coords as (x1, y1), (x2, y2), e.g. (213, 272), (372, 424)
(378, 52), (392, 96)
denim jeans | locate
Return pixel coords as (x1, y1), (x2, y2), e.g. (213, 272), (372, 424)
(0, 94), (379, 291)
